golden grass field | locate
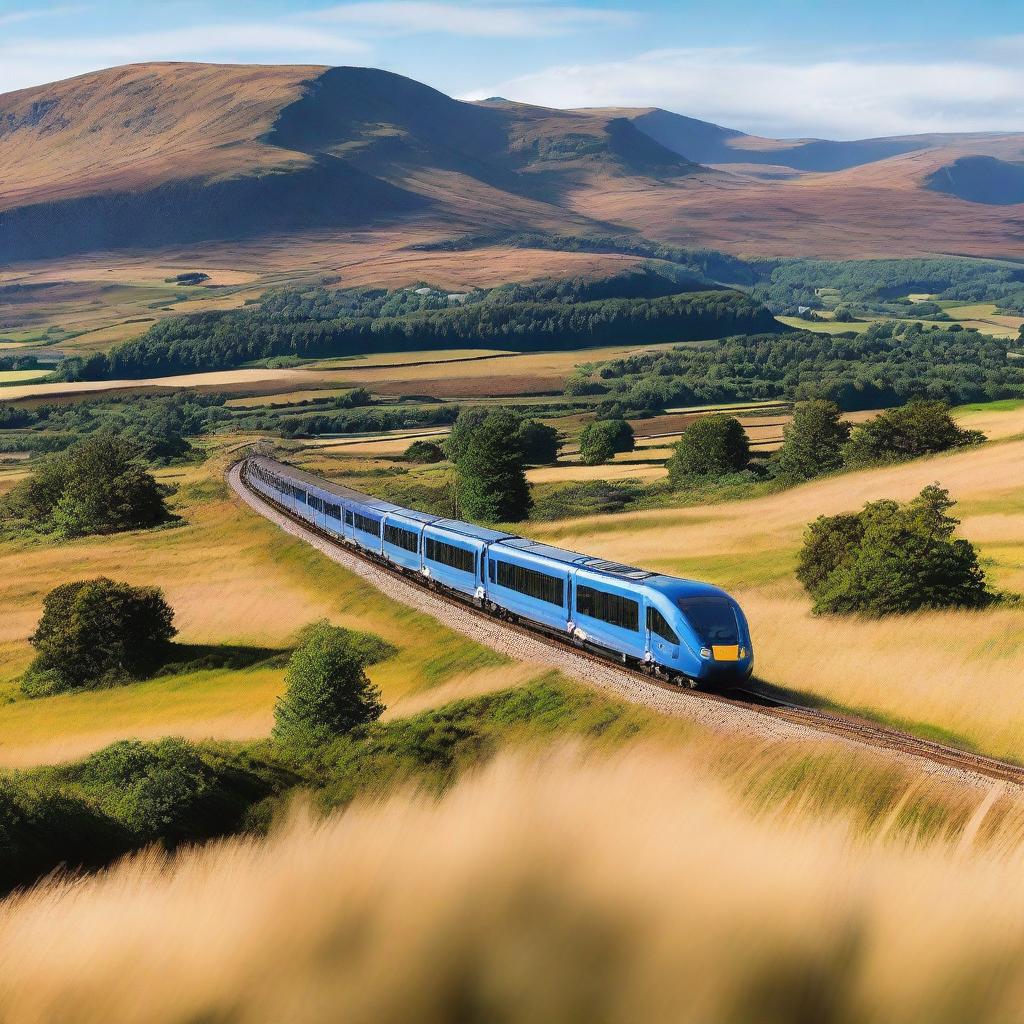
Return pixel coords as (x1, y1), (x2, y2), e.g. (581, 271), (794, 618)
(0, 458), (522, 767)
(3, 740), (1024, 1024)
(528, 404), (1024, 758)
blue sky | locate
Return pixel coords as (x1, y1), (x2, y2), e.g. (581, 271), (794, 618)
(1, 1), (1023, 138)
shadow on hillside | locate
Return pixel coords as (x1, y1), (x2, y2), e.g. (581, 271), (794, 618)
(153, 643), (287, 678)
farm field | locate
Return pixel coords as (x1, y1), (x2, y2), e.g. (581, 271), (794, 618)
(0, 370), (49, 384)
(0, 339), (681, 403)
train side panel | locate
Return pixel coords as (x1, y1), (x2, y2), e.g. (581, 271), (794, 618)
(381, 511), (429, 572)
(571, 568), (647, 660)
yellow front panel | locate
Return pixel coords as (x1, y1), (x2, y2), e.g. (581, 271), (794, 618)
(712, 645), (740, 661)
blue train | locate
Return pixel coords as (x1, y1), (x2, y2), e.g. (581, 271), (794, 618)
(243, 455), (753, 689)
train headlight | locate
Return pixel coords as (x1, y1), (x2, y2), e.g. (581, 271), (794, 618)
(739, 646), (747, 659)
(700, 647), (712, 659)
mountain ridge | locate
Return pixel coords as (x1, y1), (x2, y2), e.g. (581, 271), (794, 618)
(1, 62), (1023, 264)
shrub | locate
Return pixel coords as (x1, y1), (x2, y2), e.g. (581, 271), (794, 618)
(1, 433), (168, 537)
(455, 409), (532, 522)
(404, 440), (446, 463)
(22, 578), (176, 696)
(73, 739), (212, 842)
(274, 622), (386, 750)
(796, 484), (994, 616)
(578, 419), (635, 465)
(773, 400), (851, 481)
(667, 415), (749, 484)
(843, 400), (985, 467)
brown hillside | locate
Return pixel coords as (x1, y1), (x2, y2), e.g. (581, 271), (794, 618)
(1, 62), (1023, 266)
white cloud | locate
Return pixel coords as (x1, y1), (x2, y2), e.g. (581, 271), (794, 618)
(312, 1), (634, 38)
(0, 6), (90, 28)
(0, 22), (368, 92)
(463, 47), (1024, 138)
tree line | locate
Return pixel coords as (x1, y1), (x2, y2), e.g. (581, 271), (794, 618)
(573, 322), (1024, 414)
(53, 279), (776, 382)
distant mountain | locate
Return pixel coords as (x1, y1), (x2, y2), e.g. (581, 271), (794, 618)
(925, 156), (1024, 206)
(630, 109), (930, 172)
(0, 63), (695, 261)
(1, 62), (1023, 264)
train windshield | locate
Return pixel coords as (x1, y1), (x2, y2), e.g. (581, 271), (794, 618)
(677, 597), (739, 645)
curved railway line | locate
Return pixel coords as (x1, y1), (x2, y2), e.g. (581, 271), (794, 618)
(229, 461), (1024, 791)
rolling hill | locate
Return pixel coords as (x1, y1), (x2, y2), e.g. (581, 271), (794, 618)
(1, 61), (1023, 267)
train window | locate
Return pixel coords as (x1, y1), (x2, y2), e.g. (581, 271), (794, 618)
(425, 537), (475, 574)
(353, 512), (381, 536)
(495, 560), (564, 606)
(488, 558), (496, 583)
(576, 585), (639, 631)
(308, 495), (324, 513)
(345, 511), (353, 526)
(384, 523), (420, 553)
(646, 607), (680, 646)
(677, 597), (739, 645)
(292, 487), (307, 503)
(325, 503), (342, 520)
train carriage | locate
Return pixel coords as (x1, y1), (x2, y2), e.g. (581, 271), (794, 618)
(485, 538), (575, 631)
(571, 561), (651, 662)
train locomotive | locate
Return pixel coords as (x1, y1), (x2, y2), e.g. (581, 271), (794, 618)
(243, 455), (753, 689)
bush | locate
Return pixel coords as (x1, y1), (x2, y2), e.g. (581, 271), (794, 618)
(517, 419), (561, 464)
(1, 433), (168, 537)
(22, 578), (176, 696)
(773, 400), (851, 481)
(843, 400), (985, 467)
(454, 409), (532, 523)
(667, 415), (749, 484)
(72, 739), (212, 842)
(578, 419), (635, 465)
(404, 440), (446, 463)
(273, 622), (386, 750)
(796, 485), (994, 616)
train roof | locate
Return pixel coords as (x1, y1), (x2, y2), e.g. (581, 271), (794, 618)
(252, 456), (672, 585)
(386, 507), (442, 525)
(430, 519), (515, 543)
(497, 537), (657, 580)
(254, 456), (402, 513)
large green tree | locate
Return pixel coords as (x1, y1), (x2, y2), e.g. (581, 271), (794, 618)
(23, 578), (177, 697)
(454, 409), (533, 523)
(796, 484), (993, 616)
(273, 621), (385, 749)
(2, 433), (168, 537)
(843, 400), (984, 467)
(773, 400), (851, 481)
(666, 415), (749, 484)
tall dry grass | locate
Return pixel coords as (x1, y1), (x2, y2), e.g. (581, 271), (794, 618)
(4, 743), (1024, 1024)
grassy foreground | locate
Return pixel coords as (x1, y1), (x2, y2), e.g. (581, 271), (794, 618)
(0, 735), (1020, 1024)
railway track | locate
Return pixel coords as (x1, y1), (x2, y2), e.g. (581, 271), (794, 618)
(231, 462), (1024, 790)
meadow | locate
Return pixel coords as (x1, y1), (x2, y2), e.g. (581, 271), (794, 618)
(0, 457), (521, 767)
